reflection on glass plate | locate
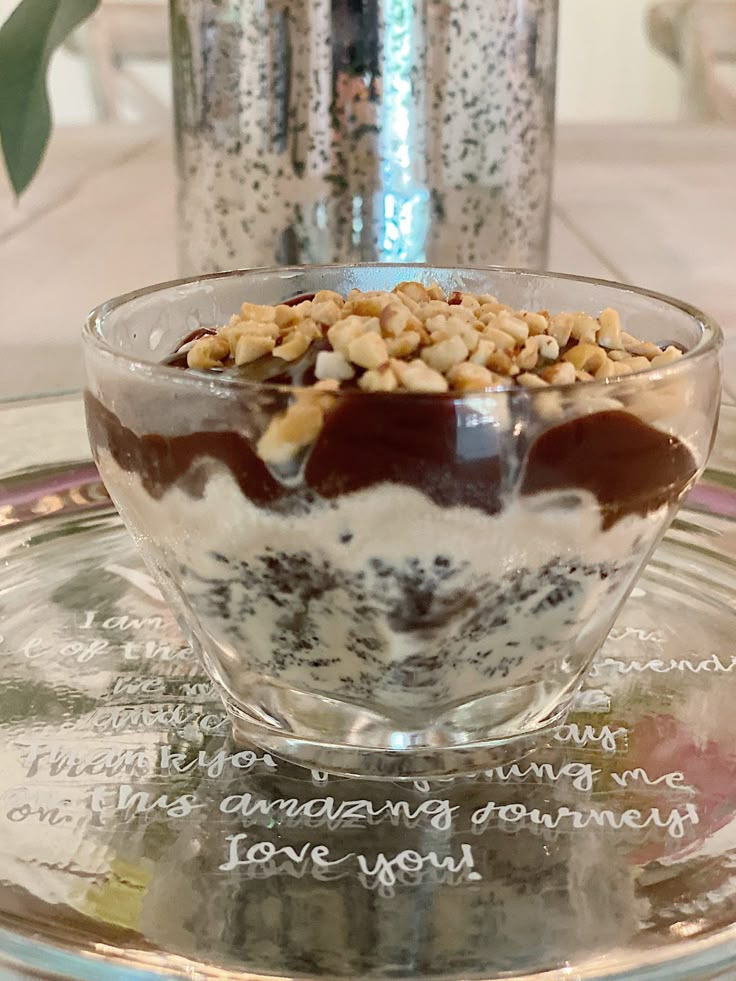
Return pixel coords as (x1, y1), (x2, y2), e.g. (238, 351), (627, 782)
(0, 397), (734, 981)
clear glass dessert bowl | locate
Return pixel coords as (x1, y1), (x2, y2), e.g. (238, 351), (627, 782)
(82, 265), (722, 777)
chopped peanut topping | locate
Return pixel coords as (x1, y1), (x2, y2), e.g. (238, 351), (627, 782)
(180, 283), (684, 391)
(174, 281), (687, 463)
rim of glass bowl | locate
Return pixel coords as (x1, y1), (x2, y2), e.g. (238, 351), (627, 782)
(82, 263), (723, 398)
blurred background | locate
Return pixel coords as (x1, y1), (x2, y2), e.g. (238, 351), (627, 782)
(0, 0), (734, 397)
(1, 0), (732, 125)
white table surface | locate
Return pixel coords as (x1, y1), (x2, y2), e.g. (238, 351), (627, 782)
(1, 122), (734, 400)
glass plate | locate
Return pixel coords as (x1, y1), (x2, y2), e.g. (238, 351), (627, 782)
(0, 395), (734, 981)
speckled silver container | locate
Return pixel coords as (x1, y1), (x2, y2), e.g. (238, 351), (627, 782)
(171, 0), (558, 273)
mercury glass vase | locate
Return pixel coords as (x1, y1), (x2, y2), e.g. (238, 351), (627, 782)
(171, 0), (558, 273)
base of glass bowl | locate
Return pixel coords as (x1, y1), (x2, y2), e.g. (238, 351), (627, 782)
(224, 691), (575, 780)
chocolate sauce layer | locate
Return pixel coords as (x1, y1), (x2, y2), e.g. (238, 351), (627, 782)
(86, 393), (696, 527)
(85, 396), (285, 507)
(305, 396), (503, 514)
(521, 410), (697, 529)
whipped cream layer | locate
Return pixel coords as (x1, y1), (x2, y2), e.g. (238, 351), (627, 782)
(98, 450), (661, 713)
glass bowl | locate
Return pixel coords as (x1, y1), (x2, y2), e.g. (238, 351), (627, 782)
(82, 264), (722, 777)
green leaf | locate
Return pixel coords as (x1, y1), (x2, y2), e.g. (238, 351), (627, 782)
(0, 0), (101, 196)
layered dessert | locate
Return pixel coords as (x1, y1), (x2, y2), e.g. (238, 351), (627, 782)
(86, 281), (699, 731)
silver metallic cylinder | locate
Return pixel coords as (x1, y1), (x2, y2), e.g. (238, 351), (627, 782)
(171, 0), (558, 273)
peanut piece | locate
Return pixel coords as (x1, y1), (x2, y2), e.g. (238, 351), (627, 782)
(310, 300), (342, 326)
(234, 334), (276, 366)
(294, 318), (323, 341)
(273, 331), (310, 361)
(386, 332), (421, 358)
(187, 335), (230, 370)
(394, 291), (422, 317)
(454, 306), (479, 326)
(483, 325), (516, 351)
(393, 359), (448, 393)
(344, 294), (394, 318)
(257, 401), (323, 464)
(419, 301), (452, 323)
(521, 311), (549, 335)
(496, 312), (529, 344)
(593, 359), (616, 380)
(597, 308), (623, 350)
(536, 334), (559, 361)
(420, 335), (468, 374)
(517, 372), (549, 389)
(454, 293), (481, 312)
(609, 360), (634, 376)
(486, 350), (515, 376)
(328, 316), (377, 355)
(469, 339), (496, 366)
(446, 362), (498, 392)
(621, 333), (662, 359)
(220, 323), (270, 359)
(430, 317), (480, 352)
(315, 350), (355, 382)
(570, 313), (599, 343)
(240, 302), (277, 323)
(448, 316), (481, 351)
(478, 304), (502, 322)
(516, 339), (540, 372)
(547, 313), (574, 347)
(540, 361), (576, 385)
(274, 305), (302, 328)
(625, 355), (653, 373)
(425, 313), (451, 333)
(393, 281), (429, 304)
(380, 303), (415, 337)
(291, 300), (313, 319)
(223, 321), (280, 341)
(348, 331), (389, 370)
(563, 342), (608, 373)
(314, 290), (344, 307)
(313, 378), (340, 392)
(651, 345), (684, 367)
(535, 391), (564, 419)
(359, 365), (399, 392)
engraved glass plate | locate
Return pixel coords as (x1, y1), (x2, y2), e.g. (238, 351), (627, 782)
(0, 393), (735, 981)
